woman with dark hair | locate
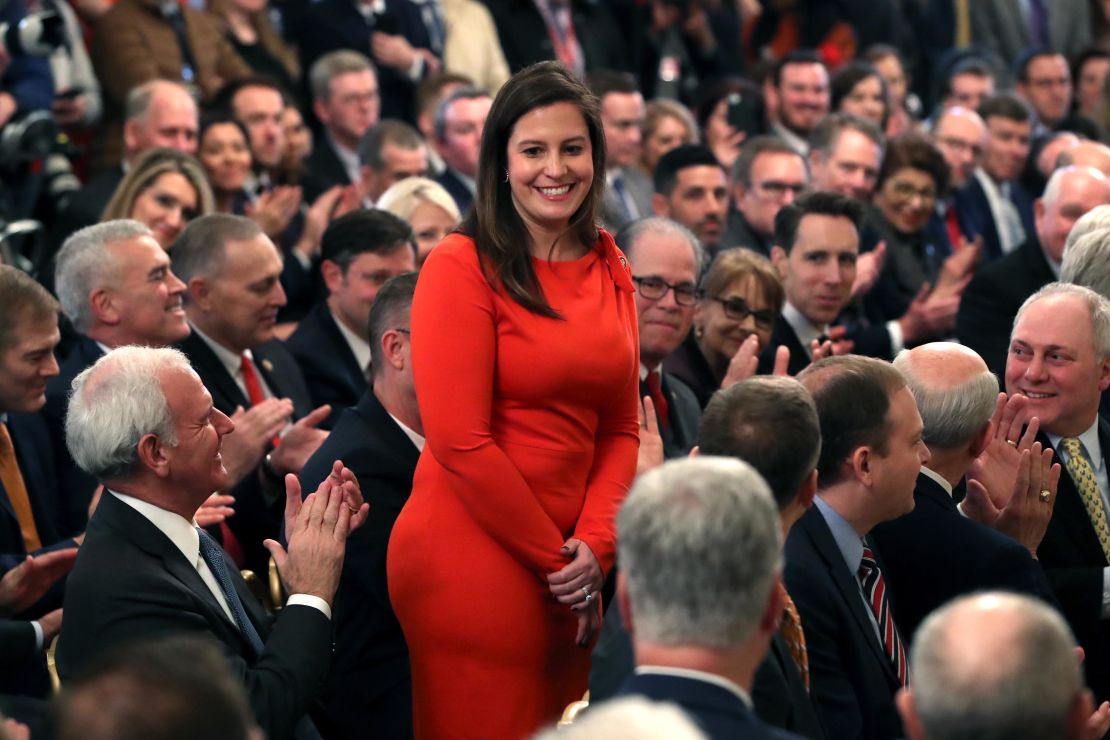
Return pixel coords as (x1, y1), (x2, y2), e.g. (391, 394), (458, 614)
(693, 77), (762, 171)
(196, 114), (253, 214)
(831, 61), (890, 131)
(388, 61), (639, 738)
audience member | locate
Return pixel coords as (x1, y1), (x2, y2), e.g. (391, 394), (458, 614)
(970, 2), (1091, 78)
(224, 78), (291, 193)
(357, 120), (428, 207)
(483, 0), (628, 77)
(1007, 283), (1110, 704)
(303, 51), (381, 200)
(864, 44), (915, 137)
(787, 355), (929, 739)
(639, 100), (699, 179)
(534, 697), (707, 740)
(957, 166), (1110, 375)
(762, 50), (830, 156)
(280, 104), (313, 184)
(100, 148), (215, 251)
(440, 0), (510, 94)
(614, 456), (801, 739)
(286, 209), (416, 427)
(899, 593), (1094, 740)
(666, 249), (783, 408)
(432, 86), (492, 214)
(376, 176), (461, 266)
(197, 114), (254, 214)
(206, 0), (300, 98)
(871, 342), (1060, 642)
(937, 57), (995, 115)
(808, 114), (883, 202)
(53, 636), (260, 740)
(695, 78), (761, 173)
(830, 62), (889, 132)
(299, 272), (421, 740)
(172, 214), (329, 571)
(590, 70), (652, 230)
(1015, 49), (1074, 134)
(1058, 139), (1110, 178)
(55, 345), (367, 740)
(1073, 48), (1110, 123)
(652, 145), (729, 256)
(618, 217), (704, 458)
(1061, 205), (1110, 296)
(931, 106), (986, 191)
(725, 136), (808, 257)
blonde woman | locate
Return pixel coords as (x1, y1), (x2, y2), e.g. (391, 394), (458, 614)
(376, 176), (461, 266)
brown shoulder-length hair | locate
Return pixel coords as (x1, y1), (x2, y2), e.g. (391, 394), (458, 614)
(460, 61), (607, 318)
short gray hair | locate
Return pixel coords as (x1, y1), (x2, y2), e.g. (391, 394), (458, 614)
(309, 50), (374, 102)
(1014, 282), (1110, 359)
(615, 217), (706, 280)
(66, 346), (190, 480)
(358, 119), (425, 169)
(894, 347), (998, 449)
(124, 80), (195, 123)
(911, 592), (1082, 740)
(533, 697), (706, 740)
(171, 214), (262, 284)
(55, 220), (154, 333)
(1062, 226), (1110, 297)
(617, 457), (782, 648)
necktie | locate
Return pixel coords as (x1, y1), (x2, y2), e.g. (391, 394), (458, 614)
(611, 174), (636, 224)
(0, 423), (41, 552)
(1028, 0), (1049, 47)
(953, 0), (971, 48)
(945, 205), (963, 250)
(644, 370), (671, 432)
(779, 584), (810, 690)
(858, 544), (909, 687)
(241, 354), (281, 449)
(1061, 438), (1110, 563)
(197, 528), (266, 657)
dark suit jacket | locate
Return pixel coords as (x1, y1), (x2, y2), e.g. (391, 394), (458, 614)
(298, 391), (419, 740)
(953, 175), (1036, 263)
(56, 492), (332, 740)
(641, 372), (700, 460)
(301, 138), (354, 203)
(42, 335), (104, 533)
(435, 167), (473, 215)
(758, 317), (811, 377)
(285, 303), (368, 429)
(1037, 422), (1110, 703)
(784, 506), (903, 740)
(721, 208), (772, 257)
(617, 672), (804, 740)
(870, 471), (1058, 643)
(752, 632), (827, 739)
(663, 332), (720, 410)
(955, 235), (1053, 377)
(177, 332), (313, 572)
(484, 0), (630, 75)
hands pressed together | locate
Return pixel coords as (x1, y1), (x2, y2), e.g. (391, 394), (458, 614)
(546, 537), (603, 649)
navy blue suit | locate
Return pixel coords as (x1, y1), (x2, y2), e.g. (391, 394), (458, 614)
(284, 303), (368, 429)
(752, 633), (827, 739)
(870, 472), (1058, 643)
(435, 168), (473, 215)
(617, 671), (804, 739)
(640, 372), (700, 460)
(784, 506), (903, 740)
(301, 139), (353, 204)
(952, 175), (1036, 263)
(299, 390), (420, 739)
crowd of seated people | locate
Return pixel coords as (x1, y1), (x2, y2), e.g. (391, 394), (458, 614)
(9, 0), (1110, 737)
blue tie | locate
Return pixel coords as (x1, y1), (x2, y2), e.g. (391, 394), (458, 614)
(197, 528), (266, 658)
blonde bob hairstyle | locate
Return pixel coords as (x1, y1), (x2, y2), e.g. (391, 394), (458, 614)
(376, 176), (462, 224)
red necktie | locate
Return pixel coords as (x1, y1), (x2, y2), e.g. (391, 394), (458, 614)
(240, 353), (267, 407)
(858, 545), (909, 687)
(946, 207), (963, 250)
(645, 370), (670, 432)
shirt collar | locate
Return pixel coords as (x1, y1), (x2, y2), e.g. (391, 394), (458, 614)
(328, 132), (363, 185)
(189, 322), (250, 379)
(387, 411), (426, 451)
(111, 490), (200, 566)
(633, 666), (752, 708)
(330, 309), (372, 373)
(639, 362), (663, 381)
(1049, 418), (1103, 474)
(814, 495), (865, 574)
(770, 122), (809, 156)
(782, 301), (826, 357)
(919, 465), (954, 497)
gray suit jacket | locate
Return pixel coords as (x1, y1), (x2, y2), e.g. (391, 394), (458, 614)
(602, 167), (654, 233)
(971, 0), (1091, 83)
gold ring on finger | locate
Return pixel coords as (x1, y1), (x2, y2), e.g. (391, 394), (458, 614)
(1040, 489), (1051, 503)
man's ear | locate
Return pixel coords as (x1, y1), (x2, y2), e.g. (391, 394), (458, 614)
(136, 433), (171, 478)
(651, 192), (670, 218)
(770, 245), (788, 278)
(381, 329), (407, 371)
(969, 420), (993, 459)
(186, 276), (212, 312)
(1099, 354), (1110, 393)
(851, 445), (874, 487)
(90, 287), (120, 327)
(312, 97), (330, 128)
(321, 259), (343, 296)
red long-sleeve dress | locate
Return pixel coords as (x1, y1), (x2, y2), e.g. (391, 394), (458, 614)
(387, 231), (640, 739)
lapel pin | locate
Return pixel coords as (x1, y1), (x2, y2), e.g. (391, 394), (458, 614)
(261, 359), (274, 373)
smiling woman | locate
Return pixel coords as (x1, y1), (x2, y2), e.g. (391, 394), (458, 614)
(101, 148), (215, 251)
(388, 62), (639, 739)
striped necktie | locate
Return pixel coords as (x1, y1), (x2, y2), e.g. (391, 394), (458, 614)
(1061, 438), (1110, 563)
(858, 544), (909, 687)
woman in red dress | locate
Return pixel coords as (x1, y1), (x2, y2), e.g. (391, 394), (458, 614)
(387, 62), (640, 738)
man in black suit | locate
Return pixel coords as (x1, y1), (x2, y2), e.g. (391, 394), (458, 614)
(787, 355), (929, 740)
(432, 87), (491, 215)
(722, 136), (809, 258)
(172, 215), (330, 572)
(614, 456), (803, 740)
(302, 51), (381, 202)
(871, 342), (1060, 643)
(287, 210), (416, 428)
(618, 217), (703, 459)
(957, 165), (1110, 376)
(56, 345), (368, 740)
(300, 272), (420, 739)
(483, 0), (629, 77)
(699, 376), (826, 739)
(1006, 283), (1110, 704)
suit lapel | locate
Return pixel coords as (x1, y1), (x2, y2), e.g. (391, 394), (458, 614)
(179, 333), (249, 412)
(1041, 431), (1109, 566)
(319, 307), (367, 392)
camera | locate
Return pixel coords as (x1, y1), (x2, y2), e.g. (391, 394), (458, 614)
(0, 7), (65, 57)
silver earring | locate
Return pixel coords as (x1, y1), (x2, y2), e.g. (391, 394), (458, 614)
(504, 169), (510, 183)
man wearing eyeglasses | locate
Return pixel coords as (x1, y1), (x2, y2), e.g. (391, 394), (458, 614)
(1016, 50), (1073, 136)
(652, 145), (731, 257)
(616, 217), (705, 460)
(724, 136), (809, 257)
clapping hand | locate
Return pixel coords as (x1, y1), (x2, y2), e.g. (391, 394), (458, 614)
(963, 442), (1059, 556)
(966, 393), (1038, 510)
(0, 549), (78, 616)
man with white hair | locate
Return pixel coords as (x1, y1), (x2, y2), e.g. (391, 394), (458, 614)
(957, 165), (1110, 376)
(614, 457), (802, 739)
(56, 346), (367, 740)
(898, 592), (1093, 740)
(1007, 282), (1110, 705)
(869, 342), (1059, 642)
(1061, 205), (1110, 297)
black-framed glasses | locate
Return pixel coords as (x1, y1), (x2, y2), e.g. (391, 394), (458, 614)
(632, 276), (698, 306)
(706, 295), (776, 328)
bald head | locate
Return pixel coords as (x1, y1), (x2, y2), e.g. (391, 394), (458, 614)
(903, 592), (1089, 740)
(1058, 140), (1110, 178)
(1037, 166), (1110, 264)
(894, 343), (997, 450)
(933, 107), (986, 188)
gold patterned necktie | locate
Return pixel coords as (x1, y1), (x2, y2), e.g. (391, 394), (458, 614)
(1061, 437), (1110, 563)
(779, 583), (810, 690)
(0, 422), (42, 551)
